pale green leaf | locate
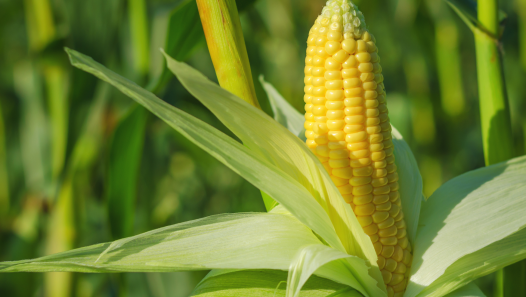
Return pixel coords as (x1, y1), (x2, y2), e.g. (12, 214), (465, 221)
(259, 75), (305, 140)
(0, 213), (321, 272)
(442, 283), (486, 297)
(64, 48), (341, 254)
(191, 269), (361, 297)
(286, 244), (384, 297)
(407, 155), (526, 297)
(163, 54), (384, 292)
(416, 226), (526, 297)
(391, 126), (423, 244)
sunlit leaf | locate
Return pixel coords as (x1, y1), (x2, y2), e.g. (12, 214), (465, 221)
(442, 283), (486, 297)
(191, 269), (360, 297)
(286, 244), (384, 297)
(416, 226), (526, 297)
(64, 48), (340, 257)
(407, 155), (526, 297)
(391, 127), (423, 244)
(0, 213), (321, 272)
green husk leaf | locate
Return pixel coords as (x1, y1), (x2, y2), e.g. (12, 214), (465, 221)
(191, 269), (361, 297)
(259, 75), (305, 140)
(443, 283), (486, 297)
(163, 54), (384, 292)
(147, 0), (205, 92)
(416, 225), (526, 297)
(258, 75), (304, 211)
(407, 155), (526, 297)
(64, 48), (342, 254)
(286, 244), (384, 297)
(0, 213), (321, 272)
(106, 105), (147, 239)
(391, 127), (423, 244)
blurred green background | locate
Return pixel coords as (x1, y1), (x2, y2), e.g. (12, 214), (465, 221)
(0, 0), (524, 296)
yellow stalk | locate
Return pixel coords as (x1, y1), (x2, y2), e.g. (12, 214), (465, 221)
(196, 0), (260, 108)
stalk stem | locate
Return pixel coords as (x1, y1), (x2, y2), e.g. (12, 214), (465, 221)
(477, 0), (520, 295)
(475, 0), (514, 166)
(128, 0), (150, 76)
(196, 0), (260, 108)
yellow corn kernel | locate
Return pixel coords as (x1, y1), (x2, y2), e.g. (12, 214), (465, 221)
(355, 203), (375, 216)
(381, 245), (395, 258)
(394, 262), (406, 274)
(303, 3), (412, 294)
(372, 211), (389, 223)
(337, 184), (353, 195)
(350, 158), (371, 168)
(353, 194), (373, 205)
(380, 237), (398, 246)
(376, 201), (392, 211)
(341, 39), (357, 54)
(392, 245), (404, 262)
(378, 256), (386, 270)
(363, 223), (379, 235)
(357, 215), (373, 227)
(374, 242), (382, 255)
(332, 167), (353, 179)
(329, 158), (350, 168)
(330, 175), (348, 186)
(325, 41), (341, 55)
(379, 225), (398, 237)
(382, 270), (392, 284)
(378, 217), (395, 229)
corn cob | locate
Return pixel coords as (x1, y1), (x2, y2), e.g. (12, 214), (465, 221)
(303, 1), (412, 296)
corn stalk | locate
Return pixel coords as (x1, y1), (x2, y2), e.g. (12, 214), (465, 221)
(475, 0), (514, 166)
(476, 0), (519, 295)
(196, 0), (260, 108)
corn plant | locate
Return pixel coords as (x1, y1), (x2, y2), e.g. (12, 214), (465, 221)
(2, 0), (526, 297)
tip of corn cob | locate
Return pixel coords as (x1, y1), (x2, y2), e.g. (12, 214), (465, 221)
(318, 0), (367, 40)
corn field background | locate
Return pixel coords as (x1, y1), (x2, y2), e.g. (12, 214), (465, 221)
(0, 0), (525, 296)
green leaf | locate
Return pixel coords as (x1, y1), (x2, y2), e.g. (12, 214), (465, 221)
(44, 65), (69, 180)
(14, 61), (50, 192)
(443, 283), (486, 297)
(444, 0), (500, 40)
(0, 213), (321, 272)
(0, 100), (9, 214)
(416, 225), (526, 297)
(259, 75), (305, 140)
(147, 0), (205, 92)
(407, 155), (526, 297)
(286, 244), (384, 297)
(107, 105), (147, 239)
(391, 126), (423, 244)
(261, 191), (279, 212)
(64, 48), (340, 258)
(128, 0), (150, 75)
(191, 269), (360, 297)
(163, 54), (383, 290)
(258, 76), (305, 211)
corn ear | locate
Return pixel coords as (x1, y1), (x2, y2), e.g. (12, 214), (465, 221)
(303, 1), (412, 296)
